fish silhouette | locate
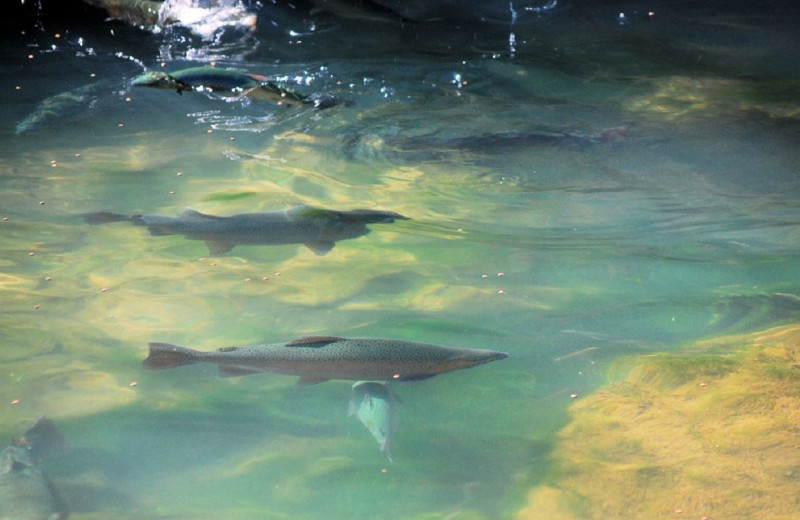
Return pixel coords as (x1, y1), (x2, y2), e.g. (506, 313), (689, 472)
(83, 205), (408, 255)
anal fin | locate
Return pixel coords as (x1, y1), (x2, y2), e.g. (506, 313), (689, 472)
(218, 366), (263, 378)
(205, 240), (235, 255)
(297, 374), (330, 385)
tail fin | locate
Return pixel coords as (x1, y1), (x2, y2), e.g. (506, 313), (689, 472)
(144, 343), (199, 370)
(82, 211), (132, 225)
(15, 417), (70, 461)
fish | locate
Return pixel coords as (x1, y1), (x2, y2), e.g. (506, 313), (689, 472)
(81, 0), (164, 26)
(15, 82), (106, 134)
(143, 336), (508, 385)
(392, 125), (630, 154)
(349, 381), (398, 461)
(0, 417), (70, 520)
(83, 205), (408, 255)
(345, 125), (629, 163)
(80, 0), (258, 38)
(131, 67), (329, 107)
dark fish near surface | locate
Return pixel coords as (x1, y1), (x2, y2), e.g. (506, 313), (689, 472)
(349, 381), (398, 461)
(83, 205), (408, 255)
(393, 125), (630, 154)
(0, 418), (70, 520)
(346, 125), (629, 163)
(131, 67), (342, 108)
(144, 336), (508, 385)
(80, 0), (257, 37)
(81, 0), (164, 26)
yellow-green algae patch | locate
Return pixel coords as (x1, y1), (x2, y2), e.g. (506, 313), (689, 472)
(517, 325), (800, 520)
(625, 76), (800, 122)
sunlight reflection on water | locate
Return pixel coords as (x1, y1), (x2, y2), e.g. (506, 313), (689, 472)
(2, 1), (800, 518)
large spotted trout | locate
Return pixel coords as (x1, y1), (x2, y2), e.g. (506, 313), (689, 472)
(144, 336), (508, 385)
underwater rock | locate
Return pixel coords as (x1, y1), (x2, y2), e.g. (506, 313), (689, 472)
(517, 325), (800, 520)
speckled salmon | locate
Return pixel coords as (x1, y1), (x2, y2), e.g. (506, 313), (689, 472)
(0, 418), (70, 520)
(83, 205), (408, 255)
(144, 336), (508, 384)
(131, 67), (340, 108)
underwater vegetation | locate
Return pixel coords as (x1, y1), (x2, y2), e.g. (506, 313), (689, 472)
(626, 76), (800, 122)
(518, 325), (800, 520)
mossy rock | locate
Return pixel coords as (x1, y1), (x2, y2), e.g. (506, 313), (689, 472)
(517, 325), (800, 520)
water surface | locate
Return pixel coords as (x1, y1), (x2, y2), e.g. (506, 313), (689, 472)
(2, 1), (800, 518)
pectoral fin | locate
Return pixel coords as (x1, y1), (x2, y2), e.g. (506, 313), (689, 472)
(205, 241), (235, 255)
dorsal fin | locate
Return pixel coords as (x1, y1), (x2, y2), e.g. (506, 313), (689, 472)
(180, 208), (224, 220)
(285, 336), (345, 347)
(287, 205), (314, 218)
(216, 346), (240, 352)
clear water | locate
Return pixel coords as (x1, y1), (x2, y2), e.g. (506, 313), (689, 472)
(2, 1), (800, 518)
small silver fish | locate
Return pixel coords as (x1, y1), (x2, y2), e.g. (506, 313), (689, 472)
(349, 381), (398, 461)
(131, 67), (312, 106)
(0, 417), (70, 520)
(144, 335), (508, 385)
(83, 205), (408, 255)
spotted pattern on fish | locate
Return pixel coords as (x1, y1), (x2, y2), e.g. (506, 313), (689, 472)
(144, 336), (507, 384)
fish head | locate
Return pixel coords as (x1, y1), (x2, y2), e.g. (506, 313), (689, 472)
(432, 349), (508, 374)
(0, 446), (35, 475)
(131, 72), (190, 93)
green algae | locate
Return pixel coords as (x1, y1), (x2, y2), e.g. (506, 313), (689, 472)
(518, 325), (800, 520)
(626, 76), (800, 122)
